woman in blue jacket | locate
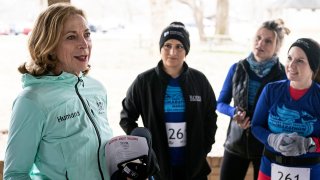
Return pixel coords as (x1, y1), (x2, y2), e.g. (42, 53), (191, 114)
(217, 19), (290, 180)
(252, 38), (320, 180)
(4, 3), (113, 179)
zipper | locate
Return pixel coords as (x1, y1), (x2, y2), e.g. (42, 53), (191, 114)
(75, 77), (104, 180)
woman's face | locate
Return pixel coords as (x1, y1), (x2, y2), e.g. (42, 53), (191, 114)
(286, 46), (313, 87)
(252, 27), (277, 62)
(160, 39), (186, 72)
(54, 14), (92, 76)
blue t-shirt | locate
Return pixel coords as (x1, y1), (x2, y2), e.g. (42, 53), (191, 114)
(164, 77), (186, 166)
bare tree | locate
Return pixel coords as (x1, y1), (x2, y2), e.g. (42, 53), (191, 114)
(215, 0), (229, 37)
(177, 0), (206, 42)
(149, 0), (171, 53)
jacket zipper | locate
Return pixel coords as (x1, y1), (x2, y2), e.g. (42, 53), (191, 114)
(75, 77), (104, 180)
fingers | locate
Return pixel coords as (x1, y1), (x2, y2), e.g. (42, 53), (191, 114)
(233, 110), (246, 123)
(279, 143), (295, 152)
(279, 143), (304, 156)
(276, 134), (308, 156)
(233, 109), (251, 129)
(243, 118), (251, 129)
(287, 132), (299, 138)
(281, 135), (294, 145)
(235, 116), (251, 129)
(237, 109), (246, 117)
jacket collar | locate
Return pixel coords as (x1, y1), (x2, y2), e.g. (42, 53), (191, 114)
(22, 72), (82, 88)
(155, 60), (189, 83)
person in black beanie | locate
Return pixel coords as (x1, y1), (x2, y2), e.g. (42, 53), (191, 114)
(288, 38), (320, 76)
(120, 21), (218, 180)
(251, 37), (320, 180)
(159, 22), (190, 55)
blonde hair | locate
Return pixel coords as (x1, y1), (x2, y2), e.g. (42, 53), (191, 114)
(19, 3), (90, 76)
(259, 18), (291, 55)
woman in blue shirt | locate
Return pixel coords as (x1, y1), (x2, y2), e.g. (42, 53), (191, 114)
(252, 38), (320, 180)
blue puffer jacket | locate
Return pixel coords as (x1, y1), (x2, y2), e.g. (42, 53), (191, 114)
(4, 72), (113, 180)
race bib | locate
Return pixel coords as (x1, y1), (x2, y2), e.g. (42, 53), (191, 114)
(271, 163), (310, 180)
(166, 122), (186, 147)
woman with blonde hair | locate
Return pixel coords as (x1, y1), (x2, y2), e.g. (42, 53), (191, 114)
(4, 3), (113, 179)
(217, 19), (290, 180)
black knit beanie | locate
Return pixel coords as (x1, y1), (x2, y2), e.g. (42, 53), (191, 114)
(289, 38), (320, 73)
(159, 22), (190, 55)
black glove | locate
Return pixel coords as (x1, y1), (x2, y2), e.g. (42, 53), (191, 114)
(117, 155), (149, 180)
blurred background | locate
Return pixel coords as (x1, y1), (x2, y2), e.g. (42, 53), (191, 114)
(1, 0), (320, 160)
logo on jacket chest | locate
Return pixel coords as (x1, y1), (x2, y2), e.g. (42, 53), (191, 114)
(189, 95), (201, 102)
(96, 100), (105, 114)
(57, 111), (80, 122)
(86, 98), (105, 115)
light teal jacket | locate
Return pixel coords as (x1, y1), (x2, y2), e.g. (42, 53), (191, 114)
(4, 72), (113, 180)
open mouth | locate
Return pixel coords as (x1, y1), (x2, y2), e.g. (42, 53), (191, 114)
(74, 55), (88, 61)
(256, 47), (263, 52)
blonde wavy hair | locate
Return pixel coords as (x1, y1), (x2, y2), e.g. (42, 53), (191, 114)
(19, 3), (90, 76)
(259, 18), (291, 56)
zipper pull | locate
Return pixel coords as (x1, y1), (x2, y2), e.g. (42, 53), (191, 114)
(78, 77), (84, 87)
